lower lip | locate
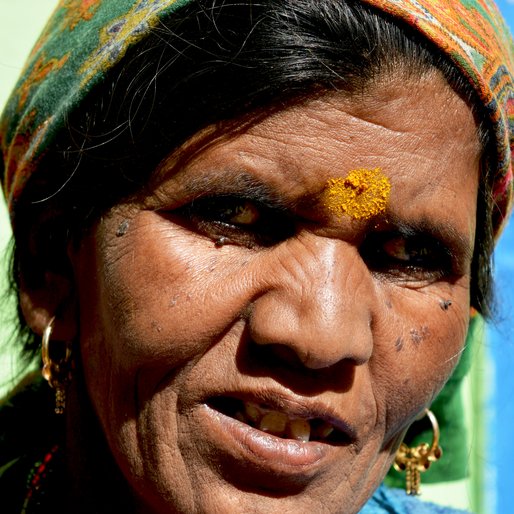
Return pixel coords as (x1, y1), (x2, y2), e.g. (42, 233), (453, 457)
(200, 404), (331, 470)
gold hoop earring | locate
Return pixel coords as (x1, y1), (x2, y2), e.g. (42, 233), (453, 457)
(393, 408), (442, 495)
(41, 317), (73, 415)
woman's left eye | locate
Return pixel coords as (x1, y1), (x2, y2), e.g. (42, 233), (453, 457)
(360, 232), (452, 281)
(170, 195), (295, 247)
(382, 236), (432, 264)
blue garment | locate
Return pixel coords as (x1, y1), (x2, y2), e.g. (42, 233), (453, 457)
(362, 485), (470, 513)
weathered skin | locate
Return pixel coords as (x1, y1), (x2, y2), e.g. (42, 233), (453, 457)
(22, 71), (480, 513)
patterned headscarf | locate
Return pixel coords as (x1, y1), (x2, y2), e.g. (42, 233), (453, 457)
(1, 0), (513, 232)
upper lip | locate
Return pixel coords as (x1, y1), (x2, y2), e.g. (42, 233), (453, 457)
(205, 389), (358, 443)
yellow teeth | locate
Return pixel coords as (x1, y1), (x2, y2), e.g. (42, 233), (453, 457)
(287, 419), (311, 442)
(234, 401), (335, 443)
(244, 402), (261, 423)
(259, 411), (288, 435)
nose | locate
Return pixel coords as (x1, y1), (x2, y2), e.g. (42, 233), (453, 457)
(248, 235), (375, 370)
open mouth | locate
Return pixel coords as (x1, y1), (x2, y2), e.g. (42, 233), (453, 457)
(208, 397), (350, 444)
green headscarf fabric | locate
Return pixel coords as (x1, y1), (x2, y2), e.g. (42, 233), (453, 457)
(0, 0), (513, 487)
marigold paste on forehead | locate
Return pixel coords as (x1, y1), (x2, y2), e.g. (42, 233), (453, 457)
(323, 168), (391, 220)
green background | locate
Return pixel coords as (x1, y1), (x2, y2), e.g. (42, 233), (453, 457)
(0, 0), (59, 394)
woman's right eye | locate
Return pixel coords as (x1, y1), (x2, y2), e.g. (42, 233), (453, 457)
(170, 195), (296, 247)
(201, 198), (262, 226)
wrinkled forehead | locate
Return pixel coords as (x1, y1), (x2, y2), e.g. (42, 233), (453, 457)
(151, 78), (480, 247)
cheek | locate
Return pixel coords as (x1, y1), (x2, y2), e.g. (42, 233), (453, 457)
(77, 215), (249, 404)
(372, 281), (470, 436)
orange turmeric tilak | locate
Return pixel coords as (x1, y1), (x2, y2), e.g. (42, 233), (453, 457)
(323, 168), (391, 220)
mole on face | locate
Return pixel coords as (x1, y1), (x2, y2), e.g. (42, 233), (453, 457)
(322, 168), (391, 220)
(439, 299), (452, 311)
(395, 337), (404, 352)
(116, 219), (130, 237)
(410, 326), (430, 344)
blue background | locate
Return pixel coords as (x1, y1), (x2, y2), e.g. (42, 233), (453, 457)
(486, 2), (514, 512)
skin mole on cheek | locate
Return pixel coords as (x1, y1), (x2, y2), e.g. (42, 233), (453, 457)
(410, 326), (430, 344)
(322, 167), (391, 220)
(395, 337), (404, 352)
(439, 299), (452, 311)
(116, 219), (130, 237)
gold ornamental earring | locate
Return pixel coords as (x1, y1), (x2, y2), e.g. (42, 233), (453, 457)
(393, 408), (442, 495)
(41, 317), (73, 415)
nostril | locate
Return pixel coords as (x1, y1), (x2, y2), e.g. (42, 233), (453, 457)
(255, 343), (308, 371)
(256, 340), (365, 371)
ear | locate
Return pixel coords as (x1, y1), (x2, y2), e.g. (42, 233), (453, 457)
(20, 270), (78, 341)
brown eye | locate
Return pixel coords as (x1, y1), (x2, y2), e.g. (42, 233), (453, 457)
(223, 201), (260, 225)
(172, 194), (296, 248)
(360, 231), (453, 282)
(196, 197), (262, 227)
(382, 237), (410, 261)
(382, 236), (433, 263)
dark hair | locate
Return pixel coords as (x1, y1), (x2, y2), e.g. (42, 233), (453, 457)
(9, 0), (494, 363)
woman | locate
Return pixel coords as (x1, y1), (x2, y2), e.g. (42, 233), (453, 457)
(0, 0), (512, 512)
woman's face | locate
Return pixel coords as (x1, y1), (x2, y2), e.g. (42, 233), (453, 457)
(71, 72), (480, 513)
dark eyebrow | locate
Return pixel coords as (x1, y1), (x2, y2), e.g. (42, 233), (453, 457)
(182, 169), (291, 209)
